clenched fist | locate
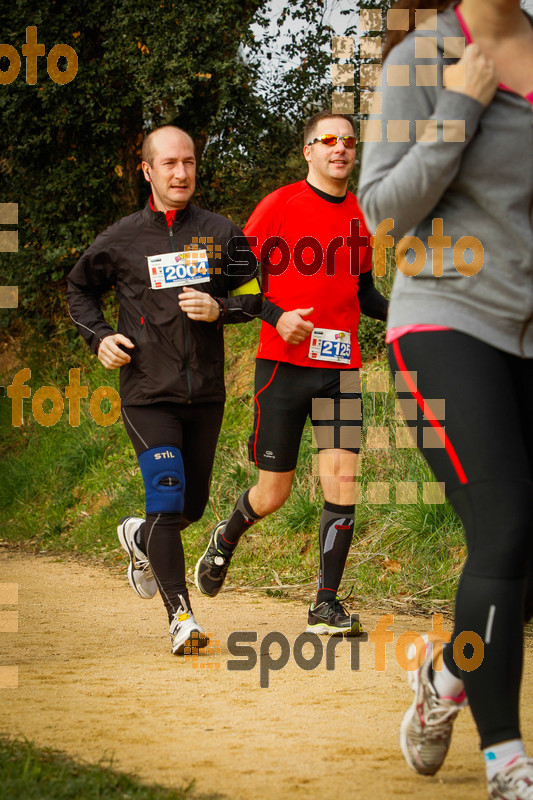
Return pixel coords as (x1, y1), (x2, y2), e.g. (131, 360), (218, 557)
(276, 307), (315, 345)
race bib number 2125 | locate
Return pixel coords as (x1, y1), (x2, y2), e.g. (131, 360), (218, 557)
(308, 328), (351, 364)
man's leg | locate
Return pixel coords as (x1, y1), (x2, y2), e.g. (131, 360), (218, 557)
(195, 359), (307, 597)
(305, 448), (362, 635)
(141, 401), (224, 618)
(121, 403), (185, 611)
(316, 448), (359, 603)
(194, 469), (296, 597)
(306, 368), (363, 635)
(121, 401), (224, 654)
(222, 468), (295, 547)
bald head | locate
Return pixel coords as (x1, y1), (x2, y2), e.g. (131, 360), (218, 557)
(141, 125), (195, 167)
(141, 126), (196, 211)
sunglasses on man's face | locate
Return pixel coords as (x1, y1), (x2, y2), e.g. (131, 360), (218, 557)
(306, 134), (357, 148)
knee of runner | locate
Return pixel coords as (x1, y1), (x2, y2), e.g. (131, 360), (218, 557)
(138, 446), (185, 515)
(257, 488), (291, 516)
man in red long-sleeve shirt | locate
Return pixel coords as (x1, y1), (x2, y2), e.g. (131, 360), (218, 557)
(195, 111), (387, 634)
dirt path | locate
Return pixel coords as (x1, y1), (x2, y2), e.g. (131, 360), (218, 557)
(2, 551), (532, 800)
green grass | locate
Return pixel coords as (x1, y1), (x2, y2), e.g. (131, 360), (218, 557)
(1, 303), (465, 613)
(0, 737), (219, 799)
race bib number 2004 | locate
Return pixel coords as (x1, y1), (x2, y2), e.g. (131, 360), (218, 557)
(309, 328), (351, 364)
(147, 249), (210, 289)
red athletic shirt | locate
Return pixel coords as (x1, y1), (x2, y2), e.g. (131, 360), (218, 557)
(244, 180), (373, 368)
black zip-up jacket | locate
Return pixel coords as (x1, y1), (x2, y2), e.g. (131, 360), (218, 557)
(67, 201), (261, 405)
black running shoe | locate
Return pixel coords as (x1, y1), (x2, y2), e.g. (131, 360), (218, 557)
(306, 596), (363, 636)
(194, 520), (232, 597)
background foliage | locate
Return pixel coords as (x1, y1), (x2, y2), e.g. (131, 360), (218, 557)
(0, 0), (393, 326)
(0, 0), (259, 315)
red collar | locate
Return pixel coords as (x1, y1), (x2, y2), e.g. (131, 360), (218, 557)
(149, 195), (179, 228)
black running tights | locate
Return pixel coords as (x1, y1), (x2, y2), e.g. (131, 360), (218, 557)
(388, 331), (533, 749)
(122, 401), (224, 621)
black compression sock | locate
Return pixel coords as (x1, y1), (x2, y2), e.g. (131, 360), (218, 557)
(317, 501), (355, 603)
(219, 489), (262, 553)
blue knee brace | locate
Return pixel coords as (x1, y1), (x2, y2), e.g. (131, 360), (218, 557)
(138, 446), (185, 514)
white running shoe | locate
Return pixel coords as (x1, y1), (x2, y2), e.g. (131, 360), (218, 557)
(169, 596), (209, 656)
(488, 756), (533, 799)
(400, 635), (467, 775)
(117, 516), (157, 599)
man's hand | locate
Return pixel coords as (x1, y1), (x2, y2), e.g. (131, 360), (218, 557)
(275, 308), (314, 344)
(444, 43), (498, 107)
(97, 333), (134, 369)
(178, 286), (220, 322)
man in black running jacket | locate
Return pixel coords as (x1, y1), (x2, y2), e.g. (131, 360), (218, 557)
(67, 125), (261, 655)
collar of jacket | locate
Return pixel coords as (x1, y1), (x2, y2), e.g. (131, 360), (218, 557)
(143, 198), (193, 228)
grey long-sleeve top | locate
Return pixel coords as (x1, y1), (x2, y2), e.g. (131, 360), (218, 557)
(358, 5), (533, 357)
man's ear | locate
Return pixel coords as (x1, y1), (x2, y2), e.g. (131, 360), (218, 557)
(141, 161), (151, 182)
(303, 144), (312, 164)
